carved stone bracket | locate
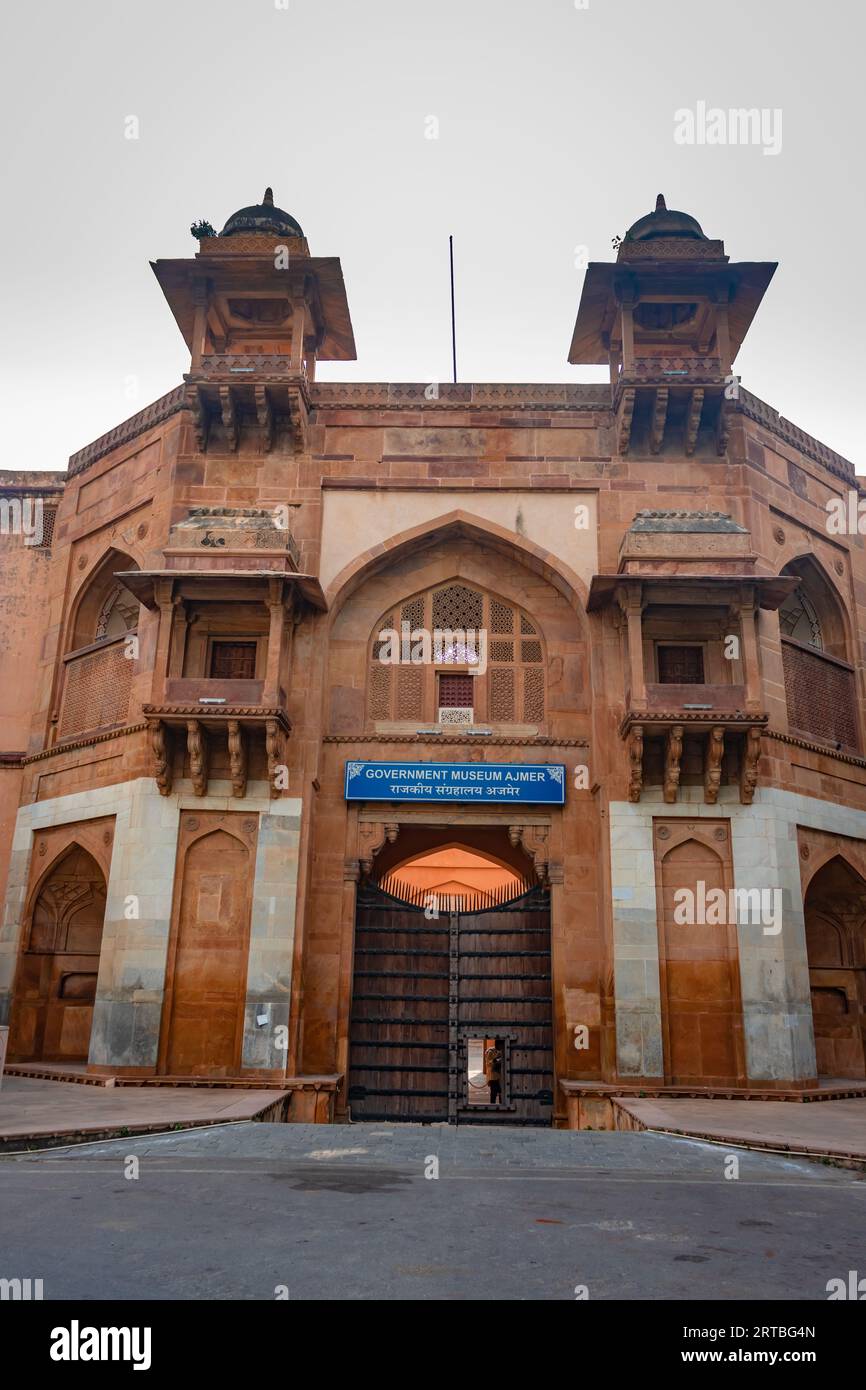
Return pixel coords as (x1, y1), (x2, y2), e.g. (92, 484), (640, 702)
(685, 387), (705, 456)
(740, 726), (761, 804)
(286, 383), (309, 453)
(219, 387), (239, 452)
(617, 386), (636, 455)
(358, 821), (399, 878)
(149, 719), (172, 797)
(508, 824), (550, 885)
(227, 719), (247, 799)
(186, 719), (208, 797)
(190, 385), (209, 452)
(627, 723), (644, 803)
(715, 399), (730, 455)
(663, 724), (684, 804)
(265, 717), (287, 798)
(650, 386), (669, 454)
(704, 725), (725, 804)
(255, 385), (275, 451)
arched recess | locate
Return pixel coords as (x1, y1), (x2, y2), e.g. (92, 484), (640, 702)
(376, 837), (534, 907)
(656, 830), (745, 1086)
(9, 845), (107, 1062)
(159, 818), (256, 1077)
(58, 549), (142, 740)
(325, 525), (590, 737)
(778, 556), (859, 750)
(803, 855), (866, 1079)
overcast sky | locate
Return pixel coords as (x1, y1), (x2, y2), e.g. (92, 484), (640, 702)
(2, 0), (863, 472)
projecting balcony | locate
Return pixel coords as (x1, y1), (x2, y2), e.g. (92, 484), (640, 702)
(642, 682), (747, 715)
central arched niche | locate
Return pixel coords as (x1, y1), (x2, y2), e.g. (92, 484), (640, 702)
(325, 532), (590, 736)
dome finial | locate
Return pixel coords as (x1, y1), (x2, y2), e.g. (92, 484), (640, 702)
(656, 193), (667, 211)
(263, 187), (274, 206)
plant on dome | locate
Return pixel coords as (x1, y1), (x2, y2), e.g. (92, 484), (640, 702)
(190, 219), (216, 240)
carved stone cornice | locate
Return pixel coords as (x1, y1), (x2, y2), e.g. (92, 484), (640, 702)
(737, 388), (856, 484)
(764, 728), (866, 769)
(25, 723), (148, 763)
(67, 386), (185, 477)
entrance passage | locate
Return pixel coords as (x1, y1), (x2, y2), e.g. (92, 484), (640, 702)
(348, 880), (554, 1126)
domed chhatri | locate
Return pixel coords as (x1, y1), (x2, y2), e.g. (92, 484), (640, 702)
(624, 193), (708, 243)
(220, 187), (304, 239)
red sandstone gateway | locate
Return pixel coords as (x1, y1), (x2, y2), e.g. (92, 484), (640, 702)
(1, 190), (864, 1126)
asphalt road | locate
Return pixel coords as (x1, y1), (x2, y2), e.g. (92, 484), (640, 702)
(1, 1123), (863, 1300)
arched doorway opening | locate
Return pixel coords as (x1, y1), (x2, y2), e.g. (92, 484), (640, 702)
(348, 827), (553, 1126)
(804, 856), (866, 1080)
(10, 846), (107, 1062)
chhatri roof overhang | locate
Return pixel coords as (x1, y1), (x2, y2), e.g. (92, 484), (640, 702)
(151, 188), (356, 362)
(568, 194), (777, 366)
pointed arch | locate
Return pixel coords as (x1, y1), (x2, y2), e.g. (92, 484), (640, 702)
(803, 853), (866, 1078)
(778, 555), (859, 750)
(325, 510), (590, 624)
(67, 546), (142, 654)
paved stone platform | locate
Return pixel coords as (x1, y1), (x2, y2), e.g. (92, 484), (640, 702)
(0, 1076), (287, 1149)
(616, 1097), (866, 1163)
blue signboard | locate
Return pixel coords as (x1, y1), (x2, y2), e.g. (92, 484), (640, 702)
(344, 760), (566, 804)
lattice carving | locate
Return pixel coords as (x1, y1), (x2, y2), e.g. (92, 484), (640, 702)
(490, 667), (515, 721)
(396, 667), (424, 721)
(490, 600), (514, 634)
(368, 663), (392, 721)
(367, 584), (545, 728)
(432, 584), (483, 631)
(60, 642), (133, 739)
(401, 596), (425, 632)
(523, 667), (544, 723)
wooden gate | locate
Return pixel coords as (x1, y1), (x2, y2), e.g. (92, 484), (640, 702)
(348, 882), (553, 1125)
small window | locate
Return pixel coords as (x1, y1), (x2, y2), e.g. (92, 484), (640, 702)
(658, 644), (705, 684)
(438, 673), (475, 709)
(209, 641), (257, 680)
